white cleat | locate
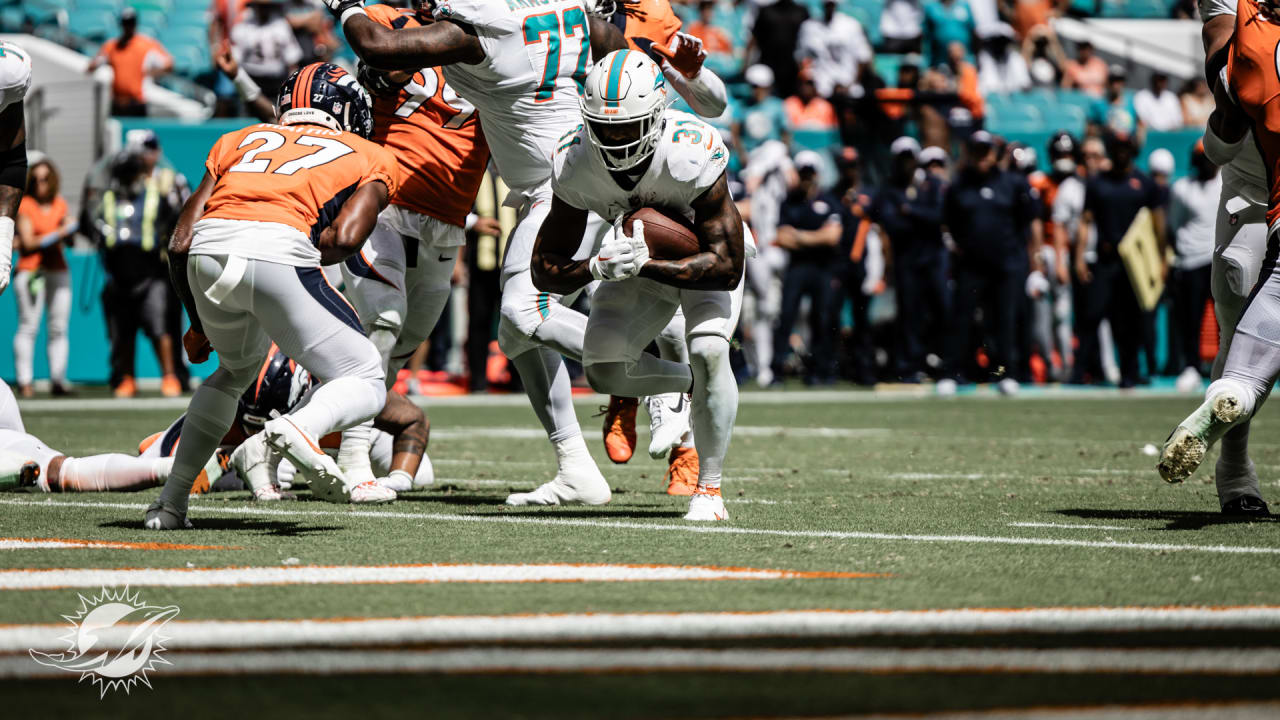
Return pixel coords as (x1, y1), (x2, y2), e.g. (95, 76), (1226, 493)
(350, 480), (397, 504)
(684, 489), (728, 521)
(646, 392), (691, 459)
(143, 499), (192, 530)
(505, 470), (612, 507)
(1175, 366), (1204, 393)
(1158, 389), (1247, 484)
(262, 416), (349, 503)
(376, 474), (413, 493)
(231, 434), (294, 501)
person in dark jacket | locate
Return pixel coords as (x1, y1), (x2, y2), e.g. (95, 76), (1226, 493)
(940, 131), (1043, 395)
(832, 147), (878, 385)
(872, 137), (949, 382)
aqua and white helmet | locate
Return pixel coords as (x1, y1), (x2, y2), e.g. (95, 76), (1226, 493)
(580, 49), (668, 172)
(0, 40), (32, 113)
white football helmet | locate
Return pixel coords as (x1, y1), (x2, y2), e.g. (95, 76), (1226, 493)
(0, 40), (32, 113)
(580, 49), (668, 172)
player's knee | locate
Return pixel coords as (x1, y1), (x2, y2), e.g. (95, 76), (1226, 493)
(583, 360), (625, 394)
(688, 334), (730, 366)
(497, 313), (539, 358)
(369, 305), (405, 337)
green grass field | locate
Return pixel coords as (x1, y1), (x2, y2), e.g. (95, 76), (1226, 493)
(2, 388), (1280, 718)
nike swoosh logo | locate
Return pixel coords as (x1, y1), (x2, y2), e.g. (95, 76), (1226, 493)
(667, 395), (685, 413)
(439, 255), (453, 262)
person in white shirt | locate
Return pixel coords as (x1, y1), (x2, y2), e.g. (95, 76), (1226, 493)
(1132, 72), (1184, 132)
(796, 0), (873, 97)
(231, 0), (305, 102)
(881, 0), (924, 53)
(1168, 143), (1222, 391)
(977, 24), (1030, 96)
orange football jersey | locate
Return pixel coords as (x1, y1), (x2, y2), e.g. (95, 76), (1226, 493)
(365, 4), (490, 227)
(201, 122), (401, 242)
(617, 0), (683, 55)
(1230, 0), (1280, 226)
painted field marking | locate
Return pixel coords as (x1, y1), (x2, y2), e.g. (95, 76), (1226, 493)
(3, 498), (1279, 556)
(0, 537), (235, 551)
(1009, 522), (1136, 532)
(4, 646), (1280, 678)
(7, 606), (1280, 654)
(429, 426), (890, 442)
(0, 563), (881, 591)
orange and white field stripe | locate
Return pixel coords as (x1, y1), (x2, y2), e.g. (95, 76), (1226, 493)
(5, 606), (1280, 654)
(0, 537), (237, 551)
(0, 563), (883, 591)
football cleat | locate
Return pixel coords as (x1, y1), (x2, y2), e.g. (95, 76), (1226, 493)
(684, 487), (728, 522)
(231, 433), (293, 501)
(143, 499), (192, 530)
(1158, 389), (1247, 483)
(262, 416), (349, 503)
(505, 469), (612, 506)
(646, 392), (691, 459)
(0, 448), (41, 491)
(600, 396), (638, 464)
(350, 480), (396, 504)
(663, 445), (699, 496)
(376, 474), (413, 493)
(1218, 491), (1269, 515)
(1222, 495), (1271, 516)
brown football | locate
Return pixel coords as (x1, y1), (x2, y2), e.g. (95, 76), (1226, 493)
(621, 207), (701, 260)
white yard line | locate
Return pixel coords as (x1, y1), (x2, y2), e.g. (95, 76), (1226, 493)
(2, 498), (1278, 556)
(9, 606), (1280, 653)
(1010, 522), (1137, 532)
(3, 646), (1280, 678)
(0, 563), (870, 591)
(12, 387), (1197, 414)
(427, 426), (891, 441)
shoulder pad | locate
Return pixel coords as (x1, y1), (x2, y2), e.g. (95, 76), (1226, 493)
(0, 41), (32, 113)
(1199, 0), (1237, 21)
(662, 115), (728, 191)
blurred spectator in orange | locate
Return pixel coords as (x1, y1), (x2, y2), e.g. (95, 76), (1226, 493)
(85, 8), (172, 116)
(14, 155), (73, 398)
(686, 0), (734, 56)
(881, 0), (924, 53)
(1180, 78), (1213, 128)
(1133, 71), (1183, 131)
(230, 0), (304, 103)
(785, 70), (838, 129)
(948, 41), (986, 124)
(1061, 39), (1107, 97)
(1003, 0), (1061, 40)
(749, 0), (810, 97)
(797, 0), (874, 98)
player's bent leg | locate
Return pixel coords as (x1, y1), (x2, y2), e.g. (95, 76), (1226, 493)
(1211, 200), (1269, 510)
(52, 454), (173, 493)
(251, 262), (391, 504)
(367, 389), (430, 492)
(0, 379), (24, 432)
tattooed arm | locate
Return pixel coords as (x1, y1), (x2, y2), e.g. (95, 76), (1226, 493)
(530, 195), (592, 295)
(341, 14), (484, 70)
(637, 173), (744, 291)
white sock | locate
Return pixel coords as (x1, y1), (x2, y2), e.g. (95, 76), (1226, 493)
(338, 421), (375, 473)
(159, 379), (241, 511)
(688, 336), (737, 491)
(511, 347), (582, 442)
(58, 454), (173, 493)
(553, 432), (595, 473)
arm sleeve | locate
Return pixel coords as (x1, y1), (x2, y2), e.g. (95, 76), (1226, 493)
(662, 63), (728, 118)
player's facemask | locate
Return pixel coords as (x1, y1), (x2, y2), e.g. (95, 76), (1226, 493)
(580, 50), (668, 172)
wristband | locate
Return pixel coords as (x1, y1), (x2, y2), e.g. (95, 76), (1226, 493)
(233, 68), (261, 103)
(340, 6), (367, 27)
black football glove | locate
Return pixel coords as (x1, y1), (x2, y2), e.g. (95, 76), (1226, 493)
(322, 0), (365, 22)
(357, 62), (410, 98)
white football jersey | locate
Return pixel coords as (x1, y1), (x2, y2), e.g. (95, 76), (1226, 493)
(554, 110), (728, 221)
(0, 40), (31, 113)
(554, 109), (755, 255)
(433, 0), (591, 196)
(1202, 0), (1267, 199)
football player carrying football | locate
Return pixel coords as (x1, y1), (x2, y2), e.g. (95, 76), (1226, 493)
(533, 51), (750, 521)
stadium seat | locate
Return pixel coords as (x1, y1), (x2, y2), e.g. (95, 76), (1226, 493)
(23, 0), (67, 27)
(1049, 105), (1088, 136)
(68, 10), (118, 41)
(73, 0), (120, 12)
(0, 7), (22, 31)
(873, 54), (904, 83)
(170, 44), (209, 78)
(128, 0), (172, 12)
(790, 128), (841, 153)
(987, 104), (1044, 134)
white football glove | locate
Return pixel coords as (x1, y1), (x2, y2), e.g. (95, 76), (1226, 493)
(590, 230), (639, 282)
(323, 0), (366, 25)
(624, 218), (651, 272)
(0, 217), (13, 296)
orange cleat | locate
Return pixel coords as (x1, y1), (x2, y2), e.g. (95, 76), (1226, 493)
(161, 374), (183, 397)
(663, 445), (700, 496)
(114, 376), (136, 398)
(601, 396), (638, 464)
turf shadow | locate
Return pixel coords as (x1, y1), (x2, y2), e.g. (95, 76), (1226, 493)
(394, 494), (505, 506)
(470, 509), (685, 519)
(1054, 508), (1279, 531)
(98, 519), (343, 537)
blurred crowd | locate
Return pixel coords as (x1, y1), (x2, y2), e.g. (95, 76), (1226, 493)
(18, 0), (1219, 395)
